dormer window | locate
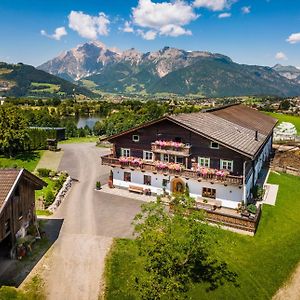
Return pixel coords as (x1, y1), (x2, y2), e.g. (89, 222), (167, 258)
(132, 135), (140, 142)
(210, 142), (219, 149)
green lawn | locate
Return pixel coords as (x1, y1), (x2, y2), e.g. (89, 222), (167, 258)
(264, 112), (300, 134)
(104, 172), (300, 300)
(0, 150), (44, 172)
(59, 136), (99, 144)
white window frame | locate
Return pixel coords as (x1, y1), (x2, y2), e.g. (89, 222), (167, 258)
(220, 159), (233, 172)
(210, 142), (219, 149)
(121, 148), (131, 157)
(198, 157), (210, 168)
(143, 151), (153, 161)
(132, 134), (139, 142)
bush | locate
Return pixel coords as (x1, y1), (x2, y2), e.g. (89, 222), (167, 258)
(44, 190), (55, 207)
(96, 181), (101, 190)
(247, 204), (257, 214)
(37, 168), (51, 177)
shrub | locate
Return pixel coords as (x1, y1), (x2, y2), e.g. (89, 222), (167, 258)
(44, 190), (55, 207)
(247, 204), (257, 214)
(37, 168), (51, 177)
(96, 181), (101, 190)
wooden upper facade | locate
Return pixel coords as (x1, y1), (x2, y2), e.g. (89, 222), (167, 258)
(102, 104), (277, 185)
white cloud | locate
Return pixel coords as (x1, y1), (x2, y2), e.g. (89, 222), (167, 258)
(275, 52), (288, 61)
(286, 32), (300, 44)
(218, 12), (231, 18)
(132, 0), (198, 39)
(68, 11), (110, 39)
(241, 6), (251, 14)
(123, 21), (134, 33)
(137, 29), (157, 40)
(193, 0), (235, 11)
(41, 27), (67, 40)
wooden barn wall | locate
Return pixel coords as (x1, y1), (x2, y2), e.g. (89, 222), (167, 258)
(0, 177), (35, 243)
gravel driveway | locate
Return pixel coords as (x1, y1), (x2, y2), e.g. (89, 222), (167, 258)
(42, 143), (142, 300)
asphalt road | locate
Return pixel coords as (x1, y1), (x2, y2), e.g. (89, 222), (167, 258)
(44, 143), (142, 300)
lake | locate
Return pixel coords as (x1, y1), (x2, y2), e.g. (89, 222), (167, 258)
(76, 115), (102, 129)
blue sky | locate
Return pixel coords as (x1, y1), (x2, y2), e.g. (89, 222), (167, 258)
(0, 0), (299, 67)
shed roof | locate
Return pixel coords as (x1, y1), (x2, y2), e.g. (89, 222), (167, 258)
(0, 169), (46, 214)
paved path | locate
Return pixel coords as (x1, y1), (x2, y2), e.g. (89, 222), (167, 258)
(262, 183), (279, 206)
(34, 150), (64, 172)
(38, 143), (142, 300)
(273, 263), (300, 300)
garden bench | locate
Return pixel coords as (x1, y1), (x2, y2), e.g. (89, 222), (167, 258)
(128, 185), (144, 194)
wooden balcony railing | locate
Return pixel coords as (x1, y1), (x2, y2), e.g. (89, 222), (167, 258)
(151, 143), (191, 156)
(101, 155), (243, 186)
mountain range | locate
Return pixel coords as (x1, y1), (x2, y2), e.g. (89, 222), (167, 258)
(38, 41), (300, 97)
(0, 62), (94, 98)
(272, 64), (300, 84)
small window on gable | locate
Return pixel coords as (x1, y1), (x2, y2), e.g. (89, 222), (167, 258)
(210, 142), (219, 149)
(132, 135), (139, 142)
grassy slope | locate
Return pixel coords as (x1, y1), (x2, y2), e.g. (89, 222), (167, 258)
(264, 112), (300, 134)
(105, 172), (300, 300)
(0, 151), (44, 172)
(59, 136), (99, 144)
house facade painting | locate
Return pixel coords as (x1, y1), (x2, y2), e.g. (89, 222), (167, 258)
(102, 104), (277, 209)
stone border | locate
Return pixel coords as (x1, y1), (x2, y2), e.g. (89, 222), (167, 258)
(48, 176), (73, 213)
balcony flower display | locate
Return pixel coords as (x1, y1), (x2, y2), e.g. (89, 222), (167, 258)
(168, 163), (184, 172)
(130, 158), (143, 167)
(154, 140), (185, 149)
(119, 156), (143, 167)
(155, 161), (168, 170)
(119, 156), (129, 163)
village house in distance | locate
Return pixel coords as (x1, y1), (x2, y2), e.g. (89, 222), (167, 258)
(0, 169), (46, 258)
(102, 104), (277, 211)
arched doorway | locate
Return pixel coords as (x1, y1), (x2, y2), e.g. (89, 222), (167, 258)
(171, 178), (185, 194)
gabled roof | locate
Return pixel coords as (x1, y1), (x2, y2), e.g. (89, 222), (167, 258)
(208, 104), (277, 135)
(0, 169), (46, 214)
(104, 104), (277, 159)
(169, 112), (266, 158)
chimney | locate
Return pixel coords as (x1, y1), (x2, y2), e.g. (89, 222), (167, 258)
(255, 130), (258, 141)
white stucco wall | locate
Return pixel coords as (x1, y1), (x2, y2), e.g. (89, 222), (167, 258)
(112, 168), (243, 209)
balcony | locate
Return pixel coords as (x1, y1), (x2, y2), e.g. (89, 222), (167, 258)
(101, 155), (243, 186)
(151, 141), (191, 157)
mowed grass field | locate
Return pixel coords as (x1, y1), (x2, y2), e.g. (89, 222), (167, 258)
(105, 172), (300, 300)
(264, 112), (300, 134)
(0, 150), (44, 172)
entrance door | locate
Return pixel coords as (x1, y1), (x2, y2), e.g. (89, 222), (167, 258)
(171, 178), (185, 193)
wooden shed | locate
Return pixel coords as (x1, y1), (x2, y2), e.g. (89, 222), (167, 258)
(0, 169), (46, 258)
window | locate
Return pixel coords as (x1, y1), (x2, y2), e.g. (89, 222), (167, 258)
(121, 148), (131, 157)
(4, 220), (10, 234)
(210, 142), (219, 149)
(202, 187), (216, 199)
(161, 154), (169, 162)
(162, 179), (168, 187)
(220, 159), (233, 172)
(144, 175), (151, 185)
(143, 151), (153, 161)
(132, 135), (139, 142)
(198, 157), (210, 168)
(176, 156), (184, 164)
(124, 172), (131, 182)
